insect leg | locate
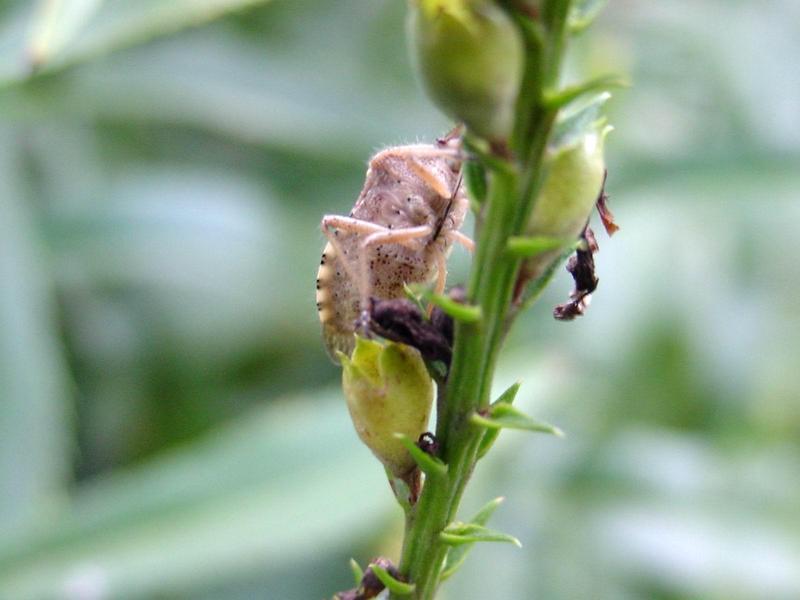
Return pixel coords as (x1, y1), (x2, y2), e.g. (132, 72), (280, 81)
(435, 252), (447, 297)
(447, 230), (475, 253)
(321, 214), (386, 236)
(321, 214), (388, 284)
(425, 251), (450, 318)
(405, 159), (452, 198)
(357, 225), (433, 330)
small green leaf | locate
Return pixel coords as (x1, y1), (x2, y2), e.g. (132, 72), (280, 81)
(506, 235), (573, 258)
(349, 558), (363, 587)
(476, 382), (520, 459)
(543, 74), (628, 110)
(471, 404), (564, 436)
(440, 522), (521, 548)
(427, 294), (481, 323)
(494, 382), (521, 406)
(369, 564), (415, 596)
(407, 284), (482, 323)
(441, 497), (505, 581)
(394, 433), (448, 478)
(469, 496), (506, 526)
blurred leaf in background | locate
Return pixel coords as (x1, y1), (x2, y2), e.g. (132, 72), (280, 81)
(0, 0), (798, 599)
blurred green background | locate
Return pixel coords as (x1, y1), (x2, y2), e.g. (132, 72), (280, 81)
(1, 1), (798, 599)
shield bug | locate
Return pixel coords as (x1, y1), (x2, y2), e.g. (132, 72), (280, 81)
(316, 134), (474, 363)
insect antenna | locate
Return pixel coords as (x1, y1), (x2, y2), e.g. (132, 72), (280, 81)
(432, 171), (464, 240)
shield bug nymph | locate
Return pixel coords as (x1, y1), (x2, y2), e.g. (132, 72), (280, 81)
(316, 134), (474, 363)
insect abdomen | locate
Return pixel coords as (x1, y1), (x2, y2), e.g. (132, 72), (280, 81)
(317, 241), (360, 361)
(316, 242), (336, 324)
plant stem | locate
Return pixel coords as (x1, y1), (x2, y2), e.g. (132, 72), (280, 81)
(397, 168), (518, 600)
(393, 2), (573, 598)
(395, 113), (556, 600)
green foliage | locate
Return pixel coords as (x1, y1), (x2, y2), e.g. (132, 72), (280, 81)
(440, 496), (505, 581)
(394, 434), (448, 479)
(370, 564), (416, 596)
(349, 558), (364, 587)
(440, 522), (521, 548)
(476, 382), (521, 459)
(471, 403), (564, 436)
(410, 284), (483, 323)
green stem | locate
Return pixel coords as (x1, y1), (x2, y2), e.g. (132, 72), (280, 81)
(396, 118), (556, 600)
(397, 167), (518, 600)
(392, 2), (574, 598)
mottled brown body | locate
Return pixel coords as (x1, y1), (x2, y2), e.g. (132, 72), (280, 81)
(317, 140), (469, 362)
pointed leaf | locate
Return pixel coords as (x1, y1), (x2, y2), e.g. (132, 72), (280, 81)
(407, 284), (482, 324)
(349, 558), (363, 587)
(492, 382), (522, 407)
(427, 294), (482, 324)
(471, 404), (564, 436)
(394, 433), (448, 478)
(369, 564), (415, 596)
(469, 496), (506, 526)
(440, 522), (521, 548)
(477, 382), (520, 460)
(441, 497), (505, 581)
(543, 74), (628, 110)
(406, 284), (483, 323)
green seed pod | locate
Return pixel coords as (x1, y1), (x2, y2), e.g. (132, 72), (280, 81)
(339, 337), (434, 479)
(407, 0), (525, 141)
(520, 123), (610, 284)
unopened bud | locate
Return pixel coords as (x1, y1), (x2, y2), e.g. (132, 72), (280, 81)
(520, 124), (610, 284)
(339, 337), (434, 479)
(408, 0), (525, 141)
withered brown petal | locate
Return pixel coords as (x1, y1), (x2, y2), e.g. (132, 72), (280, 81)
(369, 298), (453, 366)
(596, 171), (619, 237)
(554, 225), (599, 321)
